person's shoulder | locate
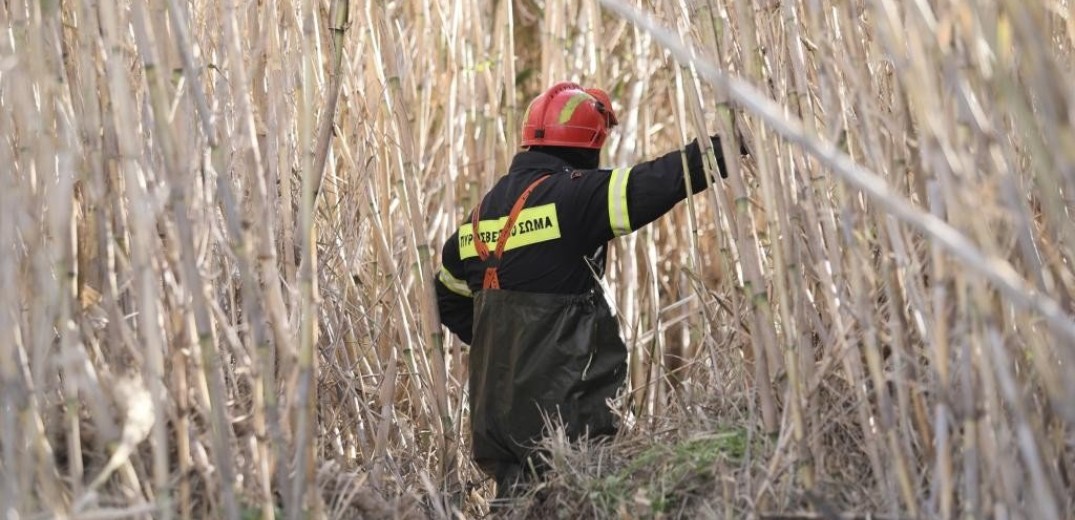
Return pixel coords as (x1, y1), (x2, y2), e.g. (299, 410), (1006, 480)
(547, 168), (613, 202)
(563, 167), (612, 181)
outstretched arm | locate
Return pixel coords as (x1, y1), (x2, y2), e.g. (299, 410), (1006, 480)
(619, 136), (729, 231)
(567, 135), (734, 253)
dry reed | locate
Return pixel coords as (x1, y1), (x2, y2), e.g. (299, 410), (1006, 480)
(1, 0), (1074, 518)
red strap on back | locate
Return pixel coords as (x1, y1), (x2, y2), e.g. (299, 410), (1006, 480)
(470, 175), (551, 290)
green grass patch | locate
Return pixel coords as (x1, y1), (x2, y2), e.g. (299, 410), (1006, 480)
(586, 429), (748, 516)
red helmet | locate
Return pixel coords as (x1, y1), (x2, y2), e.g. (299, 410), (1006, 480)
(521, 82), (619, 149)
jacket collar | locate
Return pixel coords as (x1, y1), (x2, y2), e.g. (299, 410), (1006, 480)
(509, 150), (578, 176)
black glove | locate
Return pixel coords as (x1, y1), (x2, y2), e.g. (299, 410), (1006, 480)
(704, 135), (730, 179)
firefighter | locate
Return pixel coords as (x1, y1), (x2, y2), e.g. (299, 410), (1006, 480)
(434, 81), (736, 498)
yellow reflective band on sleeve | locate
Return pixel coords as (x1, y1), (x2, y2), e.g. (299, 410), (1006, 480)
(438, 268), (473, 298)
(458, 203), (561, 260)
(608, 167), (632, 236)
(558, 92), (593, 124)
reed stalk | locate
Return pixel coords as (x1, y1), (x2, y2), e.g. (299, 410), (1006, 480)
(289, 0), (321, 512)
(3, 0), (1075, 517)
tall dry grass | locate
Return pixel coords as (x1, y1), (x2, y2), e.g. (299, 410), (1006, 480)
(1, 0), (1074, 518)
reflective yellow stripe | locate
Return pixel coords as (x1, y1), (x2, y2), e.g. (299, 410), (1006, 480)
(558, 92), (593, 124)
(438, 268), (472, 297)
(608, 167), (632, 236)
(458, 203), (561, 260)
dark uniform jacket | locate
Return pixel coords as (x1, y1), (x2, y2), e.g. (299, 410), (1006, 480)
(434, 138), (727, 482)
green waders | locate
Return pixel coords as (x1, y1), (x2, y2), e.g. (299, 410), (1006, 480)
(469, 288), (627, 496)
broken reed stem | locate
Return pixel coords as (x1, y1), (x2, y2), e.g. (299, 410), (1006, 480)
(310, 0), (350, 201)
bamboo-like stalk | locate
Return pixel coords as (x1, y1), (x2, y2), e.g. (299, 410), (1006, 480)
(692, 0), (751, 407)
(61, 0), (99, 503)
(726, 0), (786, 417)
(280, 0), (350, 512)
(288, 0), (321, 510)
(247, 2), (297, 508)
(5, 0), (1075, 517)
(126, 6), (175, 518)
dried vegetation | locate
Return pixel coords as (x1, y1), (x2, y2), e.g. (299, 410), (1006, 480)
(2, 0), (1074, 518)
